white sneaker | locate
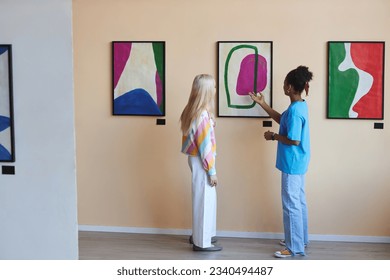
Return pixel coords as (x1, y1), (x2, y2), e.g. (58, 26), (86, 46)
(274, 248), (292, 258)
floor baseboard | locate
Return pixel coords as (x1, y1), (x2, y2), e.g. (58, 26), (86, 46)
(78, 225), (390, 244)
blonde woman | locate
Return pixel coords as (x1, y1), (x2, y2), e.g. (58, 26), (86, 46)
(180, 74), (222, 252)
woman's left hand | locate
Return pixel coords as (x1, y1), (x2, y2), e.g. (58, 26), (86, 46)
(264, 130), (274, 141)
(209, 175), (218, 187)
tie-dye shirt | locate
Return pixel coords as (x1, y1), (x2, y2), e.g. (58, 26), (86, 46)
(181, 110), (217, 176)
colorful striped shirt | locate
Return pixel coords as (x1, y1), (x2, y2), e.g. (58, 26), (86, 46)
(181, 111), (217, 176)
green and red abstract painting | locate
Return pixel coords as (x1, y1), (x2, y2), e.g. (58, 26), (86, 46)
(328, 41), (384, 119)
(112, 41), (165, 116)
(218, 41), (272, 117)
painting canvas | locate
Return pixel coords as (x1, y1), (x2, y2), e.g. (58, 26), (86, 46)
(112, 41), (165, 116)
(0, 45), (15, 162)
(218, 41), (272, 118)
(327, 41), (385, 119)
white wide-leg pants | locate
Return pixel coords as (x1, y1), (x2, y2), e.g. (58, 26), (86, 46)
(188, 156), (217, 248)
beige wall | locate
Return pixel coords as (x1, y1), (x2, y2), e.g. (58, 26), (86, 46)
(73, 0), (390, 237)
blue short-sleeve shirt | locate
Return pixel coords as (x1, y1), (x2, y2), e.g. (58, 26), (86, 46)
(276, 101), (310, 175)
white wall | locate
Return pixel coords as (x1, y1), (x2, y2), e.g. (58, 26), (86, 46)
(0, 0), (78, 259)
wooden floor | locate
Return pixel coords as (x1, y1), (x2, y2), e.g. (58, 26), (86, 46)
(78, 231), (390, 260)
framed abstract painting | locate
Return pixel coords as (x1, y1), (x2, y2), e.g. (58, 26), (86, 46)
(112, 41), (165, 116)
(327, 41), (385, 119)
(218, 41), (272, 118)
(0, 45), (15, 162)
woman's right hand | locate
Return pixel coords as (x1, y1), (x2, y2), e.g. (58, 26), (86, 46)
(249, 92), (266, 105)
(209, 175), (218, 187)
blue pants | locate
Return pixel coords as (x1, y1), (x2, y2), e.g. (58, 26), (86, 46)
(281, 172), (308, 256)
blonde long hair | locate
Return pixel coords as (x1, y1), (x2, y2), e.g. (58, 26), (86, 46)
(180, 74), (216, 134)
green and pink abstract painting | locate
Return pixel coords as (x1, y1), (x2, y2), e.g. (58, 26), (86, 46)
(218, 41), (272, 117)
(328, 42), (384, 119)
(113, 41), (165, 116)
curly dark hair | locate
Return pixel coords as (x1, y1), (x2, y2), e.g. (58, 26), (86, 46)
(285, 66), (313, 93)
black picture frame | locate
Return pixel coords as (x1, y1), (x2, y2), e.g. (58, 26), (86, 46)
(217, 41), (273, 118)
(327, 41), (385, 120)
(0, 44), (15, 162)
(112, 41), (166, 116)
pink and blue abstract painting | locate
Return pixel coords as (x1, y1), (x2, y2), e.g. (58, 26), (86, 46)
(218, 41), (272, 117)
(0, 45), (15, 162)
(112, 41), (165, 116)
